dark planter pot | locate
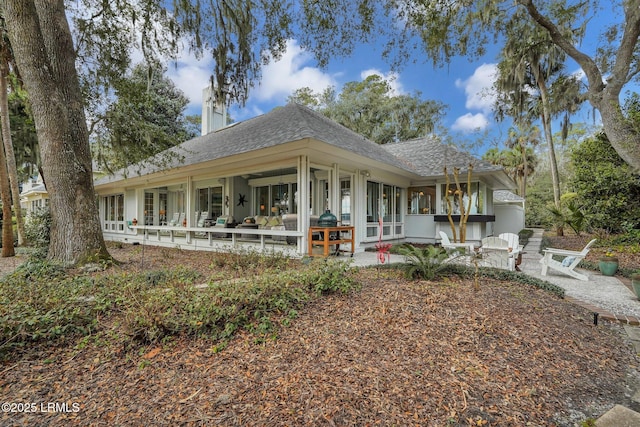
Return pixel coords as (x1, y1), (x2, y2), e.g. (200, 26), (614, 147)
(632, 274), (640, 300)
(598, 258), (619, 276)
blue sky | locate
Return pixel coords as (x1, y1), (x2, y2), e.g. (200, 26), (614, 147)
(164, 5), (618, 156)
(166, 40), (512, 155)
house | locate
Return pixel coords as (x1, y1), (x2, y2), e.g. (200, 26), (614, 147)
(93, 87), (516, 255)
(20, 175), (49, 215)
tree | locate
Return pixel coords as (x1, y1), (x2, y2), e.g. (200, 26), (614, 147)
(296, 0), (640, 171)
(483, 144), (538, 197)
(1, 0), (292, 265)
(3, 1), (110, 264)
(0, 57), (14, 256)
(504, 123), (541, 198)
(0, 19), (25, 248)
(288, 75), (446, 144)
(570, 131), (640, 232)
(91, 63), (197, 174)
(493, 11), (580, 222)
(7, 75), (39, 183)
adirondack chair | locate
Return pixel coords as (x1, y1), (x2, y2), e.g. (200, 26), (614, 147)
(498, 232), (525, 270)
(480, 236), (518, 271)
(539, 238), (597, 281)
(498, 233), (524, 253)
(438, 231), (475, 253)
(168, 212), (180, 226)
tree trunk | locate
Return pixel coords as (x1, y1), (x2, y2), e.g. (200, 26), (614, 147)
(532, 66), (563, 236)
(0, 67), (14, 256)
(3, 0), (109, 265)
(443, 167), (457, 242)
(0, 59), (26, 246)
(520, 141), (528, 199)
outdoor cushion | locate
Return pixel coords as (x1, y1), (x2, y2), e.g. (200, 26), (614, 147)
(267, 216), (281, 227)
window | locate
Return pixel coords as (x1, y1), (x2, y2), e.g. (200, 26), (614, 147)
(102, 194), (125, 232)
(144, 192), (155, 225)
(366, 181), (404, 239)
(159, 192), (168, 225)
(440, 182), (483, 214)
(408, 186), (436, 214)
(272, 184), (288, 215)
(254, 183), (298, 216)
(340, 179), (351, 224)
(366, 181), (380, 223)
(197, 187), (223, 219)
(257, 186), (269, 216)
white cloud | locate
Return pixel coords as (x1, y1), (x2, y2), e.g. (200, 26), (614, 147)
(167, 39), (336, 117)
(253, 39), (337, 102)
(360, 69), (405, 95)
(451, 113), (489, 133)
(451, 63), (497, 133)
(455, 63), (497, 114)
(166, 52), (215, 113)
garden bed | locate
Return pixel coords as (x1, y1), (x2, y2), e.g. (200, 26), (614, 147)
(1, 244), (639, 426)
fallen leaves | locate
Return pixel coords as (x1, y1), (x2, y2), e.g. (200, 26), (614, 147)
(0, 246), (638, 426)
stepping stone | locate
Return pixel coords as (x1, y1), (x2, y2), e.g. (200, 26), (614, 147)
(596, 404), (640, 426)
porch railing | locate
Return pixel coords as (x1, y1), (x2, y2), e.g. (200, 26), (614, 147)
(129, 225), (304, 251)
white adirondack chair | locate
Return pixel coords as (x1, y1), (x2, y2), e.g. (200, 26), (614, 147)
(498, 233), (524, 253)
(481, 236), (518, 271)
(539, 238), (597, 281)
(168, 212), (180, 226)
(439, 231), (475, 253)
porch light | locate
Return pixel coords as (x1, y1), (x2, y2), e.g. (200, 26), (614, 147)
(360, 170), (370, 177)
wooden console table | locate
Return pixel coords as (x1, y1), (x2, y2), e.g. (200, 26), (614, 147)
(308, 226), (355, 257)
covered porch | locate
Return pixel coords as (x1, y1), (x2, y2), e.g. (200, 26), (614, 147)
(97, 153), (410, 256)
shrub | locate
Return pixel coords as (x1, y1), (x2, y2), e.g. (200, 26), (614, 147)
(0, 255), (361, 355)
(24, 207), (52, 259)
(570, 132), (640, 232)
(305, 259), (359, 294)
(118, 260), (358, 343)
(209, 247), (293, 275)
(518, 229), (534, 247)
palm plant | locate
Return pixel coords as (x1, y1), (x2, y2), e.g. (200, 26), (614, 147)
(396, 244), (450, 280)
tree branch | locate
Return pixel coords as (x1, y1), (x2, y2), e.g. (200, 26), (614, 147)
(518, 0), (605, 94)
(608, 0), (640, 95)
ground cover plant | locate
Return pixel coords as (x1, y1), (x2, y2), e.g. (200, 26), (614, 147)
(0, 243), (639, 426)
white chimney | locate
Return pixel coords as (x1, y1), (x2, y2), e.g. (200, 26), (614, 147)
(201, 82), (228, 135)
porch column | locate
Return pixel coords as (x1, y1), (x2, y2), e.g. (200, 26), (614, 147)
(355, 170), (368, 250)
(298, 155), (309, 255)
(186, 176), (194, 243)
(329, 163), (340, 215)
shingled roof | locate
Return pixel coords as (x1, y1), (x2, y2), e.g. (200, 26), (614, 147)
(382, 137), (503, 177)
(95, 103), (418, 185)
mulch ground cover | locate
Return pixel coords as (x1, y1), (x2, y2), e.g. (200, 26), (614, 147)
(1, 243), (639, 426)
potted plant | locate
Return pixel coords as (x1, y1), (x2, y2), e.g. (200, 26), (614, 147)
(632, 273), (640, 300)
(598, 249), (619, 276)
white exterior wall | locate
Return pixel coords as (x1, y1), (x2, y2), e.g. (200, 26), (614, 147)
(493, 204), (525, 235)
